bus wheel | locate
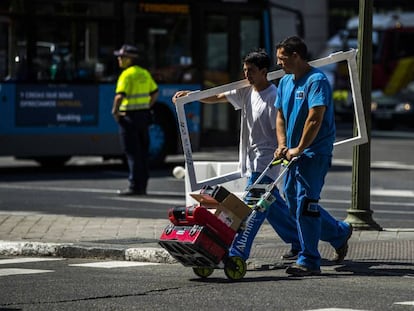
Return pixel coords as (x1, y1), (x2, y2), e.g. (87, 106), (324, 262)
(33, 156), (72, 168)
(149, 104), (177, 167)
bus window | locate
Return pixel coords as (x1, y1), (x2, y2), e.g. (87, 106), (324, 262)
(205, 14), (229, 87)
(240, 16), (261, 64)
(4, 1), (117, 83)
(202, 10), (263, 146)
(0, 18), (8, 80)
(135, 3), (193, 84)
(202, 14), (230, 140)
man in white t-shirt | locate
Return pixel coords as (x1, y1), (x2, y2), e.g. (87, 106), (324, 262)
(173, 49), (300, 260)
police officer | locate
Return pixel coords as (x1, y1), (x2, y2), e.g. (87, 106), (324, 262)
(112, 44), (159, 196)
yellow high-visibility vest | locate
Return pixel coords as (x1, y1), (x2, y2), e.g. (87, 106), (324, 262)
(116, 65), (158, 111)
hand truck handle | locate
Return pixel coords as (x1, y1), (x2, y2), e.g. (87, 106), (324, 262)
(254, 156), (300, 211)
(244, 157), (292, 195)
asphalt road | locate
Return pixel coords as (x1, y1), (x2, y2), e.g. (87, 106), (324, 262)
(0, 130), (413, 311)
(1, 132), (414, 228)
(0, 158), (412, 228)
(0, 256), (412, 311)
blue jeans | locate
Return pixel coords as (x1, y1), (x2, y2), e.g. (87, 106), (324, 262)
(228, 172), (300, 260)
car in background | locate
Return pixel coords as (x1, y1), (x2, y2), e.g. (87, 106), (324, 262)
(371, 81), (414, 130)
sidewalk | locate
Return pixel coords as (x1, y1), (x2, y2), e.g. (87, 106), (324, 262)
(0, 212), (413, 268)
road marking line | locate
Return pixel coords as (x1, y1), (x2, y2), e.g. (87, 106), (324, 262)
(0, 184), (185, 204)
(0, 184), (115, 193)
(0, 184), (182, 196)
(306, 309), (369, 311)
(384, 228), (414, 232)
(322, 199), (414, 209)
(108, 197), (185, 205)
(333, 158), (414, 170)
(66, 204), (181, 214)
(0, 258), (64, 265)
(69, 261), (162, 268)
(0, 268), (54, 276)
(394, 301), (414, 306)
(2, 183), (414, 198)
(371, 188), (414, 197)
(325, 186), (414, 198)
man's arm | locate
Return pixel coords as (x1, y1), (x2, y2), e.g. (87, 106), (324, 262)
(149, 89), (159, 108)
(111, 93), (124, 122)
(199, 93), (228, 104)
(287, 105), (325, 159)
(275, 109), (288, 159)
(172, 90), (228, 104)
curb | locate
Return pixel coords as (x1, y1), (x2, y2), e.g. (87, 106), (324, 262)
(0, 241), (176, 264)
(1, 237), (413, 265)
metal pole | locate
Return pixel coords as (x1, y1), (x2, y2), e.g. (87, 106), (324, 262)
(345, 0), (382, 230)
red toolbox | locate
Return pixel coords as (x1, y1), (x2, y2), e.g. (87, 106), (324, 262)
(167, 205), (236, 245)
(159, 185), (252, 280)
(159, 224), (234, 267)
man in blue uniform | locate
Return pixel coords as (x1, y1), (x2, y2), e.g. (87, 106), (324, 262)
(274, 36), (353, 276)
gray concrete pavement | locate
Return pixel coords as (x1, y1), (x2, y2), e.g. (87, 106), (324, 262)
(0, 211), (413, 269)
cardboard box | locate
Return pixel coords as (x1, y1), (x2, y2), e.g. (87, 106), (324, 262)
(215, 193), (251, 230)
(221, 193), (251, 219)
(190, 193), (219, 205)
(190, 190), (251, 231)
(199, 185), (231, 202)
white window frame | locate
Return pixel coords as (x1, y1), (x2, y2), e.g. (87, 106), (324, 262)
(175, 49), (367, 191)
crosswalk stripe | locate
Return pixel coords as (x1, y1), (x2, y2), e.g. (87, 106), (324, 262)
(0, 268), (54, 276)
(0, 258), (64, 265)
(69, 261), (162, 268)
(394, 301), (414, 306)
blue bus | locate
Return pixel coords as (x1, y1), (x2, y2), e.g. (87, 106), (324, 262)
(0, 0), (302, 166)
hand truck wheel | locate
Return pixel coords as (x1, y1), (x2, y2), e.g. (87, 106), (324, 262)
(192, 267), (214, 278)
(224, 256), (247, 281)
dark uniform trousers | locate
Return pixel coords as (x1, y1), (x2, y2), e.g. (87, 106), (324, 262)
(118, 109), (151, 192)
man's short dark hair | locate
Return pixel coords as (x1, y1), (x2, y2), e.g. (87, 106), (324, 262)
(243, 49), (270, 70)
(276, 36), (308, 60)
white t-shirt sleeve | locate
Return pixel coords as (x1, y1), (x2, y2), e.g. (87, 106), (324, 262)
(223, 89), (243, 110)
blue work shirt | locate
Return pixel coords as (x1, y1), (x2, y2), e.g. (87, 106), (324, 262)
(275, 67), (336, 156)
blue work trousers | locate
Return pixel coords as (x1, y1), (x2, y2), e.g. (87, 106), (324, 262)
(229, 165), (351, 264)
(284, 155), (351, 270)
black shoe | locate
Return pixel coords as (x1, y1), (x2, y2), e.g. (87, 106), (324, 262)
(286, 263), (321, 276)
(281, 249), (300, 260)
(333, 224), (353, 264)
(117, 188), (146, 196)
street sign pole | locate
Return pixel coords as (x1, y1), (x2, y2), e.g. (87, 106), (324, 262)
(345, 0), (382, 230)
